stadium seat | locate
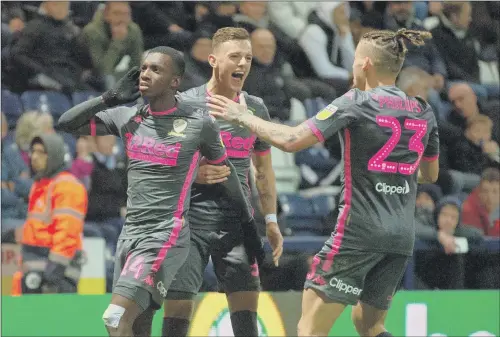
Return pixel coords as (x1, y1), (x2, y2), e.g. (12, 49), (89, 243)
(1, 90), (23, 126)
(58, 131), (77, 158)
(279, 194), (323, 235)
(84, 222), (104, 238)
(271, 146), (300, 194)
(72, 91), (101, 106)
(311, 195), (335, 218)
(20, 91), (72, 118)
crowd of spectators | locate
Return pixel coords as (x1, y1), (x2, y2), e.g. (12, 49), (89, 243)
(1, 1), (499, 292)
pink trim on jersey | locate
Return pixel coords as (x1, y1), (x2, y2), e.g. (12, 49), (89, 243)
(246, 169), (255, 217)
(422, 154), (439, 162)
(206, 152), (228, 165)
(150, 151), (201, 273)
(148, 104), (178, 116)
(245, 167), (257, 272)
(254, 148), (271, 156)
(306, 119), (325, 143)
(206, 88), (240, 102)
(322, 129), (352, 272)
(90, 117), (96, 136)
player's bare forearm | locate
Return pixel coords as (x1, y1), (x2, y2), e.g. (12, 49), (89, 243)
(418, 159), (439, 184)
(236, 113), (315, 152)
(57, 97), (108, 135)
(253, 154), (277, 215)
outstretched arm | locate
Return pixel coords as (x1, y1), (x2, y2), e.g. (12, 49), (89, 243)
(207, 94), (319, 153)
(57, 97), (111, 136)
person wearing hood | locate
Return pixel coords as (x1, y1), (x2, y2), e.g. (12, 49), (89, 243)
(414, 183), (443, 241)
(12, 133), (88, 295)
(415, 196), (483, 290)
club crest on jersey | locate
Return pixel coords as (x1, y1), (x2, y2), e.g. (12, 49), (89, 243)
(316, 104), (338, 120)
(169, 119), (187, 138)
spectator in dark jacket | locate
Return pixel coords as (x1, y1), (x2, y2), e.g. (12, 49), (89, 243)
(431, 2), (499, 99)
(130, 2), (193, 51)
(447, 83), (500, 142)
(416, 196), (483, 289)
(431, 2), (477, 82)
(179, 29), (214, 92)
(1, 112), (32, 221)
(196, 2), (237, 32)
(87, 135), (127, 223)
(244, 28), (291, 121)
(10, 1), (101, 93)
(448, 115), (499, 176)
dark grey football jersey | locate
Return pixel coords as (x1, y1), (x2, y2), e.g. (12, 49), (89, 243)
(306, 86), (439, 255)
(178, 84), (271, 229)
(93, 101), (227, 239)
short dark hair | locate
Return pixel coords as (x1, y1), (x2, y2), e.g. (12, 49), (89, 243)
(481, 167), (500, 183)
(147, 46), (185, 77)
(212, 27), (250, 50)
(360, 28), (432, 75)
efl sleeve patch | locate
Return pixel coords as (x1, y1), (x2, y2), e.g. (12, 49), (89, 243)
(316, 104), (338, 121)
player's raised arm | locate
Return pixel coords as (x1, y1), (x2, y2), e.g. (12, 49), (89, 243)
(57, 67), (141, 136)
(207, 92), (359, 152)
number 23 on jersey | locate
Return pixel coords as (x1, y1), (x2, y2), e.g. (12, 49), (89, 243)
(368, 115), (427, 175)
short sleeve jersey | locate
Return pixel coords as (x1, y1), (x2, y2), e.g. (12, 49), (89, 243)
(177, 84), (271, 229)
(92, 101), (227, 239)
(306, 86), (439, 255)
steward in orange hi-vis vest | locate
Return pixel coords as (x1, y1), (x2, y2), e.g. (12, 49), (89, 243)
(14, 133), (88, 294)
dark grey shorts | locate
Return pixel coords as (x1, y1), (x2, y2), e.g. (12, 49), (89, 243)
(167, 228), (261, 299)
(112, 225), (190, 310)
(304, 238), (409, 310)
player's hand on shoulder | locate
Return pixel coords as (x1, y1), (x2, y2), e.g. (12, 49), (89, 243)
(195, 157), (231, 184)
(207, 93), (249, 123)
(266, 222), (283, 267)
(102, 67), (141, 107)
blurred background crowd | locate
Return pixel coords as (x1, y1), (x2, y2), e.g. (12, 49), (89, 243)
(1, 1), (499, 293)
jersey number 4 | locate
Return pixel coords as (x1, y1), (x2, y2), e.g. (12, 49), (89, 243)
(368, 116), (427, 175)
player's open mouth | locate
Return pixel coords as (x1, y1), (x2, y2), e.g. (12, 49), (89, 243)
(231, 72), (245, 80)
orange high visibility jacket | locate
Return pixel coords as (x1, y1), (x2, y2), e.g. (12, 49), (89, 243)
(15, 171), (88, 294)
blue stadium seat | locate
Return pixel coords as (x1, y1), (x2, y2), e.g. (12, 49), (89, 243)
(72, 91), (101, 106)
(20, 91), (72, 118)
(84, 222), (104, 238)
(58, 131), (77, 158)
(279, 194), (323, 235)
(311, 195), (335, 218)
(1, 90), (23, 126)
